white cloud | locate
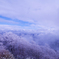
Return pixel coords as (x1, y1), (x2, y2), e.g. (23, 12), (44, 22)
(0, 0), (59, 29)
(0, 24), (37, 30)
(0, 25), (21, 30)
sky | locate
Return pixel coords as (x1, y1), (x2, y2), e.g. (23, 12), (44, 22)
(0, 0), (59, 30)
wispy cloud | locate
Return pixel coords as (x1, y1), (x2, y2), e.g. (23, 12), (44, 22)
(0, 25), (21, 30)
(0, 0), (59, 29)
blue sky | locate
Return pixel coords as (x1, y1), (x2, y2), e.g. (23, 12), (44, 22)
(0, 0), (59, 30)
(0, 15), (32, 26)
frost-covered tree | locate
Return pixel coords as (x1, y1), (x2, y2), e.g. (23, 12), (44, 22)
(0, 31), (59, 59)
(0, 47), (15, 59)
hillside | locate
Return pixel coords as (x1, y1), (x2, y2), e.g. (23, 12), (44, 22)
(0, 31), (59, 59)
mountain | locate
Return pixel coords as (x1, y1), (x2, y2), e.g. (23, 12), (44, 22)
(0, 31), (59, 59)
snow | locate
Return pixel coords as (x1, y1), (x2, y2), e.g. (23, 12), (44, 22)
(0, 31), (59, 59)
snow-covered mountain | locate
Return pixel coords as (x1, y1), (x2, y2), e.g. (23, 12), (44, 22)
(0, 30), (59, 59)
